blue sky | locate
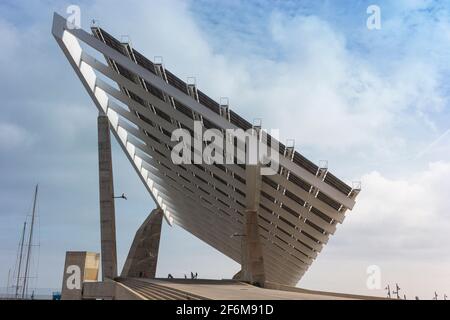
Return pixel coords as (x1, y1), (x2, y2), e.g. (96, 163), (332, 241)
(1, 0), (450, 298)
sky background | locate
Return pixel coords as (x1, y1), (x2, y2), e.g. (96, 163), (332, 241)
(1, 0), (450, 299)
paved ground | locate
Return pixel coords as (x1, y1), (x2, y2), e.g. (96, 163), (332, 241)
(130, 279), (362, 300)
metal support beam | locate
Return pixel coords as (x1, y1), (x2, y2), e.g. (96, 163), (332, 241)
(121, 208), (163, 278)
(98, 114), (118, 280)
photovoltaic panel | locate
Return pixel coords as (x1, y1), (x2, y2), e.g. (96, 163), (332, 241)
(52, 13), (360, 286)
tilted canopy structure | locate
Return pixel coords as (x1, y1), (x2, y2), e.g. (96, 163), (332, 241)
(53, 13), (360, 286)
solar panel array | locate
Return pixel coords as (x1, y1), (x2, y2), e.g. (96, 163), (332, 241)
(53, 13), (360, 286)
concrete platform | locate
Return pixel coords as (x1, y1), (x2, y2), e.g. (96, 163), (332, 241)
(116, 278), (384, 300)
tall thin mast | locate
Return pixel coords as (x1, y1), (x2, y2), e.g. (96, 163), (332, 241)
(6, 269), (11, 299)
(22, 185), (38, 299)
(14, 221), (27, 299)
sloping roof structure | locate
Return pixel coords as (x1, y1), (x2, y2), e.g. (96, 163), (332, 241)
(53, 13), (360, 286)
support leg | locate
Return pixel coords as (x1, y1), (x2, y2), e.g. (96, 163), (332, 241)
(121, 208), (163, 279)
(98, 114), (118, 280)
(241, 163), (266, 286)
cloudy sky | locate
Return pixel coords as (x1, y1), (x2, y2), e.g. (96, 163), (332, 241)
(1, 0), (449, 299)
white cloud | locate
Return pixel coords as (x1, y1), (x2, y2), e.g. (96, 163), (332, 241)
(0, 19), (19, 63)
(0, 123), (32, 150)
(256, 13), (448, 155)
(78, 1), (450, 164)
(340, 161), (450, 260)
(75, 0), (450, 283)
(301, 161), (450, 297)
(1, 0), (449, 295)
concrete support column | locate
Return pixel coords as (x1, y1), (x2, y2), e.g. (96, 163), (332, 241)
(242, 210), (265, 286)
(121, 208), (163, 279)
(242, 163), (266, 286)
(98, 114), (118, 280)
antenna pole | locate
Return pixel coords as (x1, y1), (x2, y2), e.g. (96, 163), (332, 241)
(6, 269), (11, 299)
(14, 222), (27, 299)
(22, 185), (38, 299)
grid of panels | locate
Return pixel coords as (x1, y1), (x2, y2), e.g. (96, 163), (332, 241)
(53, 13), (360, 286)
